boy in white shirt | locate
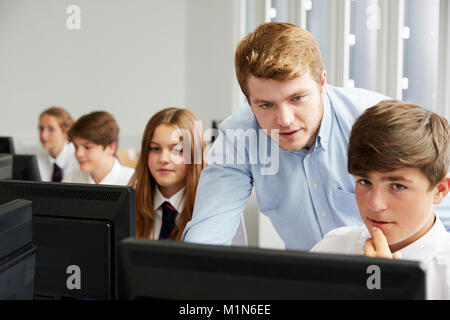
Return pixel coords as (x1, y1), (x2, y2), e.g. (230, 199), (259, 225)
(62, 111), (134, 186)
(311, 100), (450, 300)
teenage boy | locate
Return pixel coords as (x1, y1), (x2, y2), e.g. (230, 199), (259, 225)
(62, 111), (134, 185)
(311, 100), (450, 299)
(182, 22), (450, 250)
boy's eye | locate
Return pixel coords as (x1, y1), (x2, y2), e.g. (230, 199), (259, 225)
(292, 96), (303, 102)
(392, 183), (407, 191)
(357, 179), (371, 186)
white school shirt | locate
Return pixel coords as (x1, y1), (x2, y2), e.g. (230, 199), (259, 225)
(62, 158), (134, 186)
(37, 142), (79, 182)
(150, 186), (185, 240)
(150, 186), (248, 245)
(310, 215), (450, 300)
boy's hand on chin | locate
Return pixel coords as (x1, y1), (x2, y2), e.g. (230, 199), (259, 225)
(364, 227), (402, 260)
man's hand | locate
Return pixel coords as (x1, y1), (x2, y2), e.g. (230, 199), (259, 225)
(364, 227), (401, 259)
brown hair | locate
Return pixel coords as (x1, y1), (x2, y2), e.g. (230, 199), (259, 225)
(348, 99), (450, 189)
(40, 106), (74, 133)
(68, 111), (119, 150)
(128, 108), (207, 240)
(235, 22), (325, 99)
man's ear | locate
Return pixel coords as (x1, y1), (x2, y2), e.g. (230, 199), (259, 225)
(320, 71), (327, 97)
(433, 174), (450, 205)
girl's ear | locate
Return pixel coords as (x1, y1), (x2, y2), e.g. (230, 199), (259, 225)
(433, 174), (450, 205)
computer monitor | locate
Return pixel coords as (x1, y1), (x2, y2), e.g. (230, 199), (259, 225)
(0, 180), (136, 300)
(0, 199), (36, 300)
(12, 155), (41, 181)
(0, 154), (13, 179)
(119, 238), (426, 300)
(0, 137), (15, 154)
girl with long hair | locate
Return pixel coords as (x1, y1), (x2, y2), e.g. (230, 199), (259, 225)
(129, 108), (207, 240)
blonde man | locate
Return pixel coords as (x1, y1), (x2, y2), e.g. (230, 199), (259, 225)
(182, 22), (450, 250)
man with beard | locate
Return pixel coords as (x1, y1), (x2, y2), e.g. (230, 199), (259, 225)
(182, 22), (450, 251)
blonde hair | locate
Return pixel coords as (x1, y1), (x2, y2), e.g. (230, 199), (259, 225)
(235, 22), (325, 99)
(128, 108), (207, 240)
(40, 106), (74, 133)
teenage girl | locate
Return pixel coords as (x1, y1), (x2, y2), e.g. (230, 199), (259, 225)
(129, 107), (209, 240)
(37, 106), (79, 182)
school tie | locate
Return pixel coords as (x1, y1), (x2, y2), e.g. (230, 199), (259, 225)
(159, 201), (178, 240)
(51, 163), (63, 182)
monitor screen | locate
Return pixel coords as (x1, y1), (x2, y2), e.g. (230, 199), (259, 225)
(0, 199), (36, 300)
(0, 180), (136, 300)
(119, 238), (426, 300)
(0, 154), (13, 180)
(12, 155), (41, 181)
(0, 137), (15, 154)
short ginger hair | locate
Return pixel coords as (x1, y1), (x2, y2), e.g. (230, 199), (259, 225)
(235, 22), (325, 100)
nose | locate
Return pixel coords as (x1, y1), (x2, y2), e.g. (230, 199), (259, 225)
(40, 129), (47, 140)
(368, 186), (388, 212)
(276, 104), (294, 128)
(158, 148), (171, 163)
(75, 147), (84, 159)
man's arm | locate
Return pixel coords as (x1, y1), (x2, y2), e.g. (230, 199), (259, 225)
(182, 124), (254, 245)
(182, 163), (253, 245)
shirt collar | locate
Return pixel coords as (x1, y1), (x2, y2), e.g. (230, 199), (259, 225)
(397, 214), (449, 265)
(46, 142), (69, 165)
(88, 157), (120, 184)
(153, 186), (185, 214)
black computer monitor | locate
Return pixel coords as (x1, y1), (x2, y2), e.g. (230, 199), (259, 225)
(0, 154), (13, 179)
(0, 137), (15, 154)
(0, 180), (136, 300)
(119, 238), (426, 300)
(0, 199), (36, 300)
(12, 155), (41, 181)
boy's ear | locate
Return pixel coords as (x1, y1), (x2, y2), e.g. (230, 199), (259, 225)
(106, 141), (117, 156)
(433, 174), (450, 205)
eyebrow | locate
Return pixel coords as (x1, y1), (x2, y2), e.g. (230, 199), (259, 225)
(252, 90), (309, 105)
(356, 173), (414, 183)
(149, 141), (181, 147)
(381, 176), (414, 183)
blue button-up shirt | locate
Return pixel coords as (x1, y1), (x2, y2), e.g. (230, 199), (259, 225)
(182, 85), (450, 251)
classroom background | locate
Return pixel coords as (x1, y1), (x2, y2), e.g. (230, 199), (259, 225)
(1, 0), (449, 250)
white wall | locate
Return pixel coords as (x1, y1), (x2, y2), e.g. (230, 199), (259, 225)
(0, 0), (187, 153)
(0, 0), (274, 249)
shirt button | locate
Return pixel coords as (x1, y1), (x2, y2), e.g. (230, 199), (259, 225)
(321, 212), (327, 217)
(313, 183), (318, 188)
